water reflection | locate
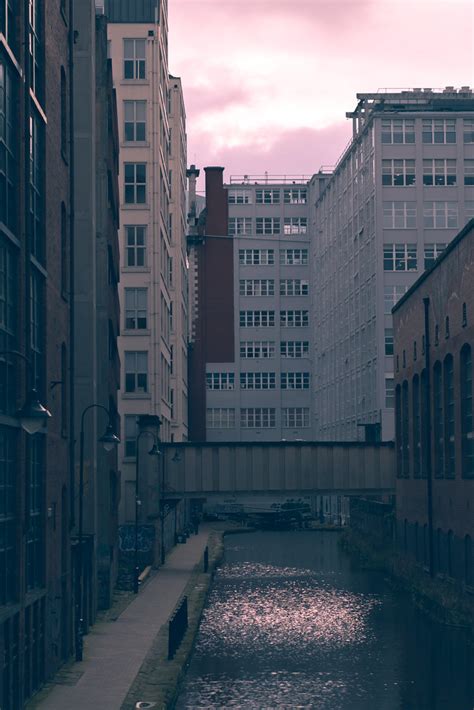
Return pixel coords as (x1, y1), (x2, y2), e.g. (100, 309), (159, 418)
(176, 532), (474, 709)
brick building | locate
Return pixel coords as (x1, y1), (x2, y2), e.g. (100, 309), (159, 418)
(0, 0), (73, 706)
(392, 219), (474, 586)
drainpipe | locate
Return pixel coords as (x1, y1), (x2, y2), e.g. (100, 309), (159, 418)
(423, 297), (434, 578)
(68, 0), (76, 527)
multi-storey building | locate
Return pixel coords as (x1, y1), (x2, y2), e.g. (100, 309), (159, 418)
(168, 75), (189, 442)
(106, 1), (188, 525)
(189, 169), (325, 442)
(311, 88), (474, 442)
(393, 219), (473, 587)
(0, 1), (73, 705)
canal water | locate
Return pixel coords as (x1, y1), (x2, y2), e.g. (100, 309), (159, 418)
(176, 531), (474, 709)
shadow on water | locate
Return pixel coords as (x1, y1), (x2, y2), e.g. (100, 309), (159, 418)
(176, 531), (474, 709)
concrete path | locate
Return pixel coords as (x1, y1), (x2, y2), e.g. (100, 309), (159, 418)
(35, 527), (210, 710)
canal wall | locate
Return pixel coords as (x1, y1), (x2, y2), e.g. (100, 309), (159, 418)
(119, 527), (230, 710)
(343, 498), (474, 634)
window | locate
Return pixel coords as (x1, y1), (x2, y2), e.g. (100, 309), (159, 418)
(239, 279), (274, 297)
(60, 67), (67, 156)
(240, 310), (275, 327)
(464, 119), (474, 144)
(240, 372), (276, 389)
(280, 249), (308, 265)
(422, 159), (456, 186)
(281, 372), (310, 389)
(256, 189), (280, 204)
(240, 341), (275, 359)
(239, 249), (274, 265)
(462, 302), (467, 328)
(125, 226), (146, 267)
(424, 243), (446, 269)
(460, 345), (473, 478)
(381, 119), (415, 144)
(0, 240), (18, 415)
(0, 61), (17, 233)
(466, 201), (474, 220)
(433, 362), (444, 478)
(207, 408), (235, 429)
(283, 217), (307, 235)
(1, 0), (16, 51)
(382, 159), (415, 186)
(464, 159), (474, 186)
(385, 376), (394, 408)
(0, 425), (17, 604)
(26, 436), (44, 590)
(206, 372), (235, 390)
(383, 202), (416, 229)
(124, 288), (147, 330)
(401, 381), (409, 478)
(124, 100), (146, 142)
(280, 310), (309, 327)
(240, 408), (276, 428)
(384, 328), (394, 356)
(29, 114), (45, 263)
(124, 351), (148, 393)
(124, 163), (146, 204)
(412, 375), (421, 478)
(383, 244), (417, 271)
(30, 269), (44, 393)
(282, 408), (310, 428)
(256, 217), (280, 235)
(280, 279), (309, 296)
(123, 39), (146, 80)
(423, 201), (458, 229)
(228, 217), (252, 236)
(280, 341), (309, 358)
(124, 415), (138, 457)
(384, 285), (407, 313)
(284, 188), (307, 204)
(60, 203), (68, 297)
(422, 119), (456, 144)
(29, 0), (42, 100)
(228, 190), (252, 204)
(444, 355), (455, 478)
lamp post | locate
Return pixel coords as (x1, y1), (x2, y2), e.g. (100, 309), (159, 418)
(0, 350), (52, 432)
(134, 430), (160, 593)
(76, 404), (120, 662)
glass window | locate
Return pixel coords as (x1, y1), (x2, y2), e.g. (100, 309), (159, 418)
(444, 355), (455, 478)
(256, 217), (280, 235)
(385, 376), (394, 408)
(279, 249), (308, 265)
(281, 372), (310, 389)
(239, 279), (274, 297)
(283, 217), (307, 235)
(239, 311), (275, 327)
(124, 100), (146, 142)
(239, 341), (275, 359)
(423, 159), (457, 186)
(239, 249), (274, 265)
(26, 436), (44, 590)
(206, 408), (235, 429)
(206, 373), (235, 390)
(228, 190), (252, 204)
(424, 243), (446, 270)
(240, 372), (276, 390)
(384, 328), (394, 356)
(464, 119), (474, 144)
(422, 119), (456, 144)
(383, 202), (416, 229)
(382, 159), (416, 186)
(383, 244), (417, 271)
(124, 288), (147, 330)
(256, 189), (280, 204)
(0, 239), (18, 414)
(123, 39), (146, 80)
(433, 362), (444, 478)
(461, 345), (473, 478)
(125, 226), (146, 267)
(29, 114), (45, 263)
(280, 341), (310, 358)
(240, 408), (276, 428)
(384, 285), (407, 313)
(124, 415), (138, 457)
(282, 408), (310, 427)
(0, 425), (17, 603)
(280, 279), (309, 296)
(423, 202), (458, 229)
(124, 163), (146, 204)
(381, 119), (415, 144)
(284, 188), (307, 204)
(412, 375), (421, 478)
(280, 310), (309, 327)
(0, 61), (17, 233)
(229, 217), (252, 236)
(124, 351), (148, 393)
(464, 160), (474, 186)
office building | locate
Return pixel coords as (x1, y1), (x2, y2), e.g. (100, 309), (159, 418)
(311, 88), (474, 441)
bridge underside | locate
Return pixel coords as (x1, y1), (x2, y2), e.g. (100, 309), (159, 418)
(160, 442), (396, 498)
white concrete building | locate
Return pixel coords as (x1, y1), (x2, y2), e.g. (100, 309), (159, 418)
(311, 88), (474, 442)
(205, 176), (318, 442)
(106, 0), (188, 522)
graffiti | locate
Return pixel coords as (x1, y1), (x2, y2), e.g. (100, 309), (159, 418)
(119, 524), (155, 553)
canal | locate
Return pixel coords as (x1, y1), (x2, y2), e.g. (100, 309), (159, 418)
(176, 531), (474, 709)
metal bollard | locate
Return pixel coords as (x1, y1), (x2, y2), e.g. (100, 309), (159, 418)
(203, 545), (209, 573)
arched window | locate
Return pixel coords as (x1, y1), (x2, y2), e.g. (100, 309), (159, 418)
(460, 345), (473, 478)
(402, 381), (410, 477)
(462, 302), (467, 328)
(395, 384), (403, 478)
(412, 374), (421, 477)
(445, 316), (450, 339)
(443, 355), (455, 478)
(433, 362), (444, 478)
(420, 369), (428, 479)
(465, 535), (473, 587)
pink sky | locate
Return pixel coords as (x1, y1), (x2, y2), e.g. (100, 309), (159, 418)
(169, 0), (474, 184)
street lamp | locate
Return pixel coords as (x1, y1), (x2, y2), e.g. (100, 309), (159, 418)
(0, 350), (51, 433)
(134, 430), (160, 593)
(76, 404), (120, 662)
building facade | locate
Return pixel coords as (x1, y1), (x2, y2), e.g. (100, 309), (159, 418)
(106, 0), (189, 525)
(189, 170), (325, 442)
(0, 1), (73, 705)
(392, 219), (474, 587)
(312, 89), (474, 441)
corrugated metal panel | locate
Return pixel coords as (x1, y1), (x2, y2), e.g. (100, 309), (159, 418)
(105, 0), (160, 23)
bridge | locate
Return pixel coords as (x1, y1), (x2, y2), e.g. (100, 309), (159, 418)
(159, 442), (396, 498)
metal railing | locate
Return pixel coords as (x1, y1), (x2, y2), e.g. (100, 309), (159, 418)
(168, 595), (188, 660)
(229, 174), (313, 185)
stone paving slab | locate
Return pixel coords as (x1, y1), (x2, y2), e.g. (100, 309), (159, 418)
(32, 528), (211, 710)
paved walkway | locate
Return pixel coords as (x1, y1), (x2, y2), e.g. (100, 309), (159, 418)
(35, 527), (211, 710)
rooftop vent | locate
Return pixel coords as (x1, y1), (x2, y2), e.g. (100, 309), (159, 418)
(460, 86), (471, 92)
(444, 86), (455, 92)
(423, 88), (433, 92)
